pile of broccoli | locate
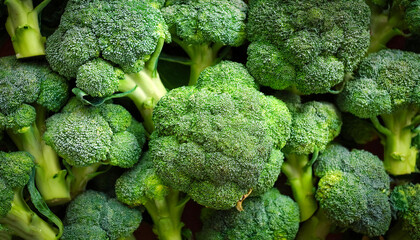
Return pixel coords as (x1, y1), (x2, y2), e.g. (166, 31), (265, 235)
(0, 0), (419, 239)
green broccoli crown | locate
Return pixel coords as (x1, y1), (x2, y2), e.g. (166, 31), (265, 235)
(44, 98), (145, 168)
(0, 56), (69, 119)
(162, 0), (247, 46)
(150, 61), (291, 209)
(0, 151), (34, 217)
(197, 188), (300, 240)
(281, 96), (342, 155)
(405, 0), (420, 34)
(46, 0), (170, 77)
(246, 0), (370, 94)
(62, 190), (142, 240)
(115, 151), (170, 207)
(338, 49), (420, 118)
(390, 183), (420, 240)
(314, 144), (391, 236)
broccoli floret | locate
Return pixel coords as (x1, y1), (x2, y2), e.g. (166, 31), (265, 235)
(0, 151), (60, 240)
(387, 183), (420, 240)
(61, 190), (142, 240)
(45, 0), (170, 132)
(278, 93), (342, 221)
(196, 188), (300, 240)
(337, 49), (420, 175)
(0, 56), (70, 205)
(44, 98), (146, 197)
(161, 0), (247, 85)
(4, 0), (51, 58)
(116, 151), (189, 240)
(297, 144), (392, 239)
(367, 0), (420, 53)
(246, 0), (370, 94)
(149, 61), (291, 210)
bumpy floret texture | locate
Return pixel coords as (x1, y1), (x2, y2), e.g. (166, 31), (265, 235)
(61, 190), (142, 240)
(196, 188), (299, 240)
(150, 61), (291, 209)
(0, 56), (68, 131)
(314, 144), (391, 236)
(390, 183), (420, 239)
(162, 0), (247, 46)
(44, 98), (145, 168)
(280, 95), (342, 155)
(338, 49), (420, 118)
(0, 151), (34, 218)
(246, 0), (370, 94)
(115, 152), (169, 206)
(46, 0), (170, 77)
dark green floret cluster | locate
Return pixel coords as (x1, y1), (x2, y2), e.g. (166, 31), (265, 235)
(150, 61), (291, 210)
(246, 0), (371, 94)
(62, 190), (142, 240)
(197, 188), (300, 240)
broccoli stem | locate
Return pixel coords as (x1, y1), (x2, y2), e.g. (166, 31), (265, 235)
(373, 107), (419, 175)
(118, 38), (167, 133)
(69, 163), (102, 199)
(4, 0), (51, 58)
(296, 208), (332, 240)
(6, 106), (70, 205)
(144, 190), (189, 240)
(367, 2), (405, 53)
(173, 38), (223, 86)
(281, 153), (318, 222)
(0, 190), (57, 240)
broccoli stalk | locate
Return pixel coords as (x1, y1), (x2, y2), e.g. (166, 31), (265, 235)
(4, 0), (51, 58)
(6, 105), (70, 205)
(68, 163), (102, 198)
(371, 107), (419, 175)
(172, 38), (223, 86)
(0, 190), (57, 240)
(281, 153), (318, 222)
(144, 190), (189, 240)
(295, 209), (332, 240)
(117, 38), (167, 132)
(387, 221), (413, 240)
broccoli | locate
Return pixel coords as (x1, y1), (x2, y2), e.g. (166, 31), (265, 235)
(45, 0), (170, 132)
(116, 151), (189, 240)
(387, 183), (420, 240)
(297, 144), (392, 239)
(0, 151), (59, 240)
(278, 93), (342, 221)
(149, 61), (291, 210)
(340, 112), (378, 145)
(367, 0), (420, 53)
(196, 188), (300, 240)
(43, 98), (146, 198)
(61, 190), (142, 240)
(337, 49), (420, 175)
(161, 0), (247, 85)
(4, 0), (51, 58)
(246, 0), (370, 94)
(0, 56), (70, 205)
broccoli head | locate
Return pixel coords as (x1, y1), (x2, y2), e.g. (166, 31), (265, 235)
(161, 0), (247, 85)
(150, 61), (291, 210)
(246, 0), (370, 94)
(0, 56), (70, 204)
(44, 98), (146, 197)
(388, 183), (420, 240)
(116, 151), (189, 240)
(62, 190), (142, 240)
(310, 144), (391, 237)
(337, 49), (420, 175)
(278, 93), (342, 221)
(0, 151), (59, 240)
(197, 188), (300, 240)
(45, 0), (170, 132)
